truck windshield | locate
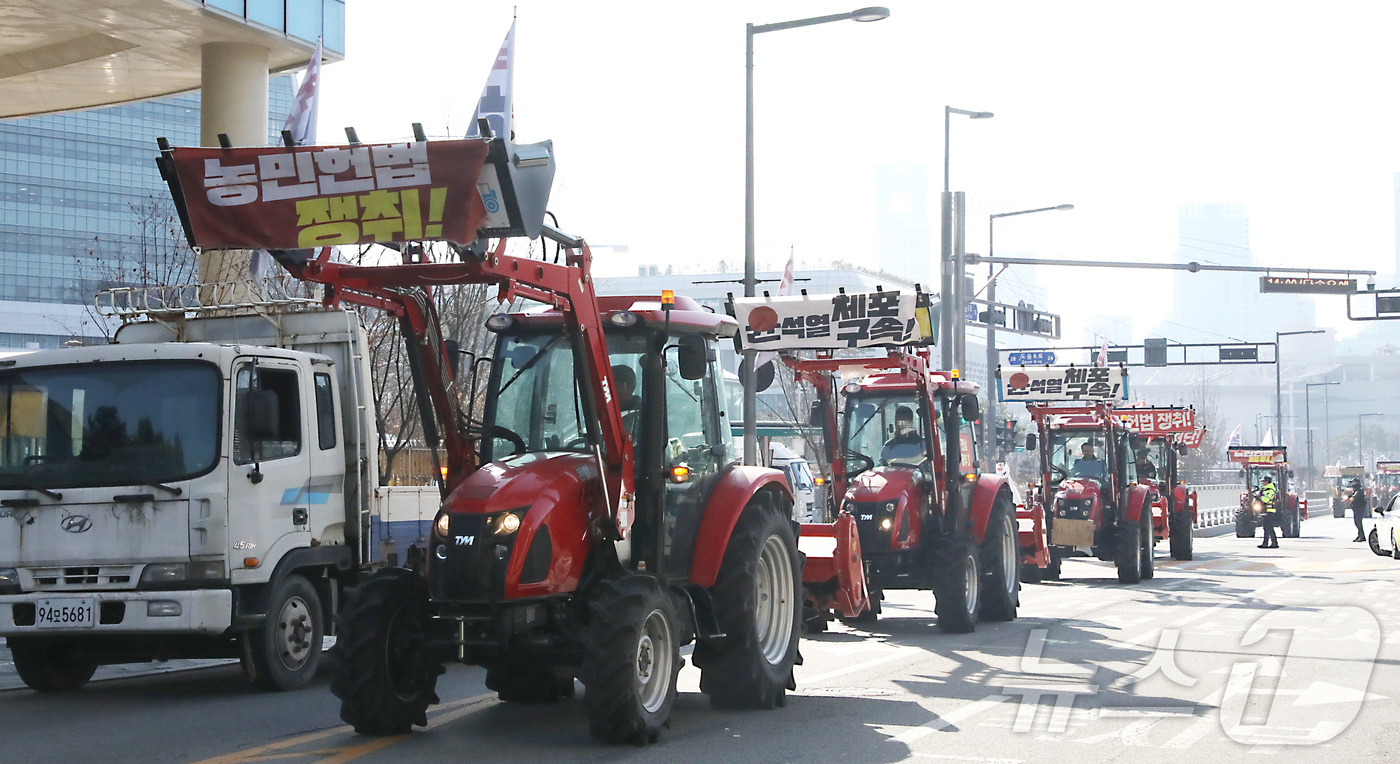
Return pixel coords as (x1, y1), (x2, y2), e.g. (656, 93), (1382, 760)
(0, 361), (221, 489)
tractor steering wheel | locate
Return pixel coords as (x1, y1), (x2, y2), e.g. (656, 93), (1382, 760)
(486, 424), (527, 456)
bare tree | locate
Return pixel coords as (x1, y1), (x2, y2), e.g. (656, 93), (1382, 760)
(1181, 372), (1226, 484)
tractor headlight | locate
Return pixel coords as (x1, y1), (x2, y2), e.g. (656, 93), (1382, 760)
(495, 512), (521, 535)
(435, 513), (451, 538)
(1253, 500), (1263, 513)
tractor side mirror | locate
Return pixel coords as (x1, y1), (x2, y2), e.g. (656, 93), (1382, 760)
(242, 389), (280, 442)
(445, 339), (462, 378)
(1288, 469), (1295, 479)
(809, 401), (827, 429)
(1176, 444), (1188, 456)
(1025, 433), (1038, 451)
(677, 335), (707, 380)
(1238, 469), (1246, 479)
(961, 395), (981, 423)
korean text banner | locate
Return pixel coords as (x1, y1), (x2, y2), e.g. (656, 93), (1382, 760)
(1227, 448), (1285, 465)
(167, 141), (491, 250)
(1176, 427), (1204, 448)
(1116, 408), (1197, 435)
(733, 292), (927, 350)
(997, 366), (1126, 402)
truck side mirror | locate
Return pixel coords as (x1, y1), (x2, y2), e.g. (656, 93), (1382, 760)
(1025, 433), (1037, 451)
(961, 395), (981, 423)
(677, 335), (707, 380)
(242, 389), (280, 441)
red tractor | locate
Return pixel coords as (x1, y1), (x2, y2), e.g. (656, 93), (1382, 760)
(1116, 408), (1200, 562)
(1021, 401), (1157, 584)
(1228, 447), (1304, 538)
(784, 348), (1040, 633)
(1375, 462), (1400, 508)
(158, 135), (803, 744)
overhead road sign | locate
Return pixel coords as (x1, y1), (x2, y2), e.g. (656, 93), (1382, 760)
(1260, 276), (1357, 294)
(1006, 350), (1056, 366)
(966, 298), (1061, 339)
(1347, 289), (1400, 321)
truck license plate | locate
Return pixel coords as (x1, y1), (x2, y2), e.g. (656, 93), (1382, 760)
(35, 598), (96, 629)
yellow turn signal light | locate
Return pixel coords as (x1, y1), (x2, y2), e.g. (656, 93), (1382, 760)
(813, 476), (826, 486)
(964, 473), (978, 481)
(670, 465), (691, 484)
(243, 557), (260, 568)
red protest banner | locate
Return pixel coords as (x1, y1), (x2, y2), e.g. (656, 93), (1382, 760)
(1115, 408), (1196, 435)
(167, 140), (491, 249)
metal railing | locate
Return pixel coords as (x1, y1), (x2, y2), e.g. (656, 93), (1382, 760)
(1189, 484), (1241, 529)
(95, 276), (323, 320)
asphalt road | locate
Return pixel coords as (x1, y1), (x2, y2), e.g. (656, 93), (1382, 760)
(4, 513), (1397, 763)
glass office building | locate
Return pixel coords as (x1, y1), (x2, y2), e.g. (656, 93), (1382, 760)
(0, 78), (295, 349)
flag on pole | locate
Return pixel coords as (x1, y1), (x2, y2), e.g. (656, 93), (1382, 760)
(755, 252), (796, 370)
(254, 37), (322, 280)
(1226, 423), (1242, 448)
(1096, 336), (1109, 367)
(282, 37), (323, 146)
(465, 21), (515, 139)
(1262, 427), (1274, 447)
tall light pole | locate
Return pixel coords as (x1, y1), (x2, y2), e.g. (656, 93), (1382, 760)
(1359, 412), (1384, 466)
(744, 6), (889, 466)
(940, 106), (993, 370)
(1276, 329), (1323, 455)
(984, 203), (1073, 468)
(1305, 381), (1339, 490)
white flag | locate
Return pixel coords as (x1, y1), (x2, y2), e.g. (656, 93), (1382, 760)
(466, 21), (515, 139)
(1262, 427), (1274, 447)
(283, 37), (322, 146)
(1226, 423), (1243, 448)
(1096, 336), (1109, 367)
(755, 252), (796, 369)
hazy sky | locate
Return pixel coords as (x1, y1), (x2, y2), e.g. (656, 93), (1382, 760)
(316, 1), (1400, 345)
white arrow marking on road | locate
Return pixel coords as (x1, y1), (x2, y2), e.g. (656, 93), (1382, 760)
(1282, 681), (1388, 707)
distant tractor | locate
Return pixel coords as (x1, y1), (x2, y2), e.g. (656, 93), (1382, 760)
(1228, 447), (1305, 538)
(1117, 408), (1199, 562)
(1375, 462), (1400, 509)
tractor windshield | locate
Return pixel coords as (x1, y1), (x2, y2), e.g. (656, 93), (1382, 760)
(1380, 471), (1400, 489)
(843, 394), (927, 471)
(1248, 466), (1283, 493)
(1048, 430), (1108, 486)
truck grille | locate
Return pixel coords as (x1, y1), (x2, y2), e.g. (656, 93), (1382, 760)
(27, 565), (136, 590)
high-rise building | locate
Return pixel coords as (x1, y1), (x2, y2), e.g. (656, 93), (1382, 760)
(1158, 203), (1313, 343)
(0, 78), (294, 349)
(873, 163), (932, 289)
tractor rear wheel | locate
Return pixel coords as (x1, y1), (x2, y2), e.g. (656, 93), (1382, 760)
(1282, 506), (1301, 538)
(1115, 517), (1144, 585)
(1169, 512), (1194, 561)
(1235, 507), (1256, 538)
(695, 498), (801, 710)
(932, 535), (981, 634)
(979, 502), (1019, 621)
(1138, 506), (1155, 580)
(580, 576), (680, 744)
(329, 569), (442, 736)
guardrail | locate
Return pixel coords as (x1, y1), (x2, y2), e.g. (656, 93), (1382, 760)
(1190, 484), (1241, 529)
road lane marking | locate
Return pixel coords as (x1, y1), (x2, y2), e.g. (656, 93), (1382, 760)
(798, 647), (917, 684)
(191, 692), (495, 764)
(888, 694), (1012, 742)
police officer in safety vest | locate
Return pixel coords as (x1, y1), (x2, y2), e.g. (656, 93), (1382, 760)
(1257, 475), (1280, 549)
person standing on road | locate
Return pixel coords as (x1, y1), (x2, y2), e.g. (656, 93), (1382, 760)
(1351, 477), (1369, 542)
(1258, 475), (1279, 549)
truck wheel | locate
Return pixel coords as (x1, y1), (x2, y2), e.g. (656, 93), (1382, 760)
(486, 664), (575, 703)
(932, 535), (981, 634)
(1115, 518), (1143, 585)
(694, 499), (801, 710)
(580, 576), (680, 744)
(1043, 546), (1063, 581)
(1235, 507), (1255, 538)
(979, 503), (1019, 621)
(329, 569), (442, 735)
(9, 640), (96, 693)
(1169, 513), (1194, 561)
(1138, 507), (1155, 580)
(241, 573), (323, 691)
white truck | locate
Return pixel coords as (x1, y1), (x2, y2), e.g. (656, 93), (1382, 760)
(0, 293), (439, 692)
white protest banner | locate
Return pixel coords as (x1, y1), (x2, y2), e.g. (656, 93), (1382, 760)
(997, 366), (1127, 402)
(733, 291), (927, 351)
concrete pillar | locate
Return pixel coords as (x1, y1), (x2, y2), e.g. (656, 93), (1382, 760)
(198, 42), (269, 301)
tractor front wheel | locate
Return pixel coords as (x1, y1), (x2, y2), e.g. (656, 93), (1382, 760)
(1115, 516), (1144, 585)
(695, 497), (802, 710)
(1043, 546), (1063, 581)
(329, 569), (442, 736)
(1138, 506), (1155, 580)
(932, 535), (981, 634)
(580, 576), (680, 744)
(1235, 507), (1256, 538)
(1169, 512), (1194, 561)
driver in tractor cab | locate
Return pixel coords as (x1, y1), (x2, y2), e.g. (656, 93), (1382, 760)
(880, 406), (923, 465)
(611, 364), (641, 440)
(1134, 446), (1157, 480)
(1070, 441), (1107, 481)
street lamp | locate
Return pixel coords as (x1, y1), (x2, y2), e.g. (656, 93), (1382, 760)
(743, 6), (890, 466)
(940, 105), (994, 370)
(1359, 412), (1384, 465)
(1305, 381), (1339, 490)
(1276, 329), (1324, 455)
(983, 203), (1074, 468)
